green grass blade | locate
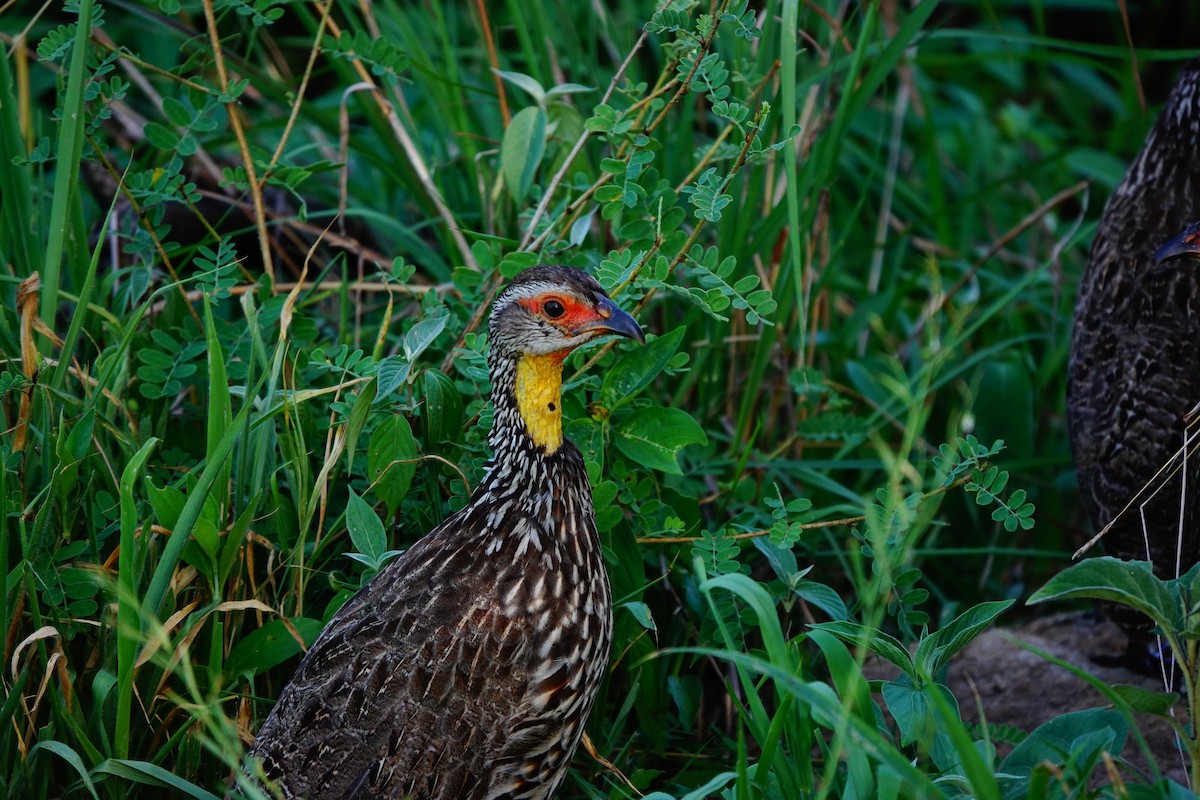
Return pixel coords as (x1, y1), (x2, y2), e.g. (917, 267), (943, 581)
(115, 437), (159, 760)
(39, 0), (94, 340)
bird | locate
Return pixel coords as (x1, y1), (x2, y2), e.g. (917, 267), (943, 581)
(239, 265), (645, 799)
(1067, 58), (1200, 654)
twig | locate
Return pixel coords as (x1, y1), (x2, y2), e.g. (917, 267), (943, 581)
(264, 0), (335, 177)
(640, 0), (733, 139)
(473, 0), (510, 125)
(638, 514), (865, 545)
(201, 0), (275, 282)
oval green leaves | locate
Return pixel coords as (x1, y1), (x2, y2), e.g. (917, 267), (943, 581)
(614, 406), (707, 475)
(501, 105), (546, 202)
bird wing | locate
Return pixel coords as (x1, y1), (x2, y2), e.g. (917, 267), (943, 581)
(247, 509), (540, 799)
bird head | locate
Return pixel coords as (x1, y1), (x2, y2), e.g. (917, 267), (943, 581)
(1154, 220), (1200, 267)
(489, 266), (644, 358)
(488, 266), (644, 453)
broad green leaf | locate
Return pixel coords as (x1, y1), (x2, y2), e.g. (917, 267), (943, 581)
(793, 578), (850, 622)
(500, 105), (546, 202)
(566, 417), (603, 476)
(544, 82), (595, 99)
(808, 629), (873, 723)
(914, 599), (1013, 677)
(404, 314), (449, 362)
(810, 620), (915, 683)
(192, 517), (219, 562)
(622, 601), (656, 631)
(494, 69), (545, 104)
(1028, 558), (1181, 635)
(422, 369), (463, 450)
(881, 679), (958, 747)
(1110, 683), (1178, 715)
(375, 358), (410, 400)
(161, 95), (191, 127)
(368, 414), (418, 516)
(224, 617), (324, 677)
(999, 708), (1126, 799)
(145, 479), (185, 531)
(601, 326), (684, 410)
(751, 537), (797, 583)
(346, 486), (386, 562)
(613, 406), (707, 475)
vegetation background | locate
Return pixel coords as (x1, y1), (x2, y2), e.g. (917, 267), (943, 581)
(3, 0), (1199, 797)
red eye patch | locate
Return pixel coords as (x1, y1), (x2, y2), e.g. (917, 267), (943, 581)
(517, 295), (598, 328)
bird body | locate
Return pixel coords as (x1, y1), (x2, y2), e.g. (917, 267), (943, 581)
(242, 266), (644, 799)
(1068, 60), (1200, 604)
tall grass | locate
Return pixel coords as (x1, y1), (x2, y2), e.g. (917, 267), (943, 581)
(0, 0), (1193, 797)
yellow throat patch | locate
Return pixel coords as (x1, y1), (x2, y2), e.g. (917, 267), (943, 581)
(515, 353), (565, 452)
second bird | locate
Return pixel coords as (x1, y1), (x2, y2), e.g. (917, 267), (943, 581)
(1067, 59), (1200, 652)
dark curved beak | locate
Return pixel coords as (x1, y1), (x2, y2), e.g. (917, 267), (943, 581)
(1154, 221), (1200, 266)
(574, 297), (645, 344)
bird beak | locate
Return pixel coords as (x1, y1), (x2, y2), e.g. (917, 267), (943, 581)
(573, 297), (645, 344)
(1154, 222), (1200, 266)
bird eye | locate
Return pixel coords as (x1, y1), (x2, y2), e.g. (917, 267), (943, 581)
(543, 299), (566, 318)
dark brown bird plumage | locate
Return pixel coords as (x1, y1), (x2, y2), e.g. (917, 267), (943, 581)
(240, 266), (644, 799)
(1067, 59), (1200, 628)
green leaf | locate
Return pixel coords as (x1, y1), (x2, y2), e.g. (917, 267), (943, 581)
(913, 599), (1013, 677)
(613, 406), (707, 475)
(375, 357), (411, 400)
(422, 369), (463, 450)
(145, 479), (185, 533)
(404, 315), (449, 362)
(544, 82), (594, 99)
(225, 617), (323, 677)
(368, 414), (418, 516)
(161, 95), (191, 127)
(28, 741), (99, 799)
(793, 578), (850, 622)
(344, 378), (377, 474)
(92, 759), (222, 800)
(881, 679), (957, 747)
(494, 69), (545, 104)
(1109, 683), (1178, 715)
(809, 620), (916, 683)
(601, 326), (683, 411)
(142, 121), (177, 150)
(622, 601), (656, 630)
(1027, 558), (1182, 635)
(501, 105), (547, 202)
(203, 299), (231, 517)
(999, 708), (1126, 793)
(346, 486), (386, 563)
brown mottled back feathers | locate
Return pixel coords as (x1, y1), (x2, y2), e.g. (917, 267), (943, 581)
(1067, 59), (1200, 584)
